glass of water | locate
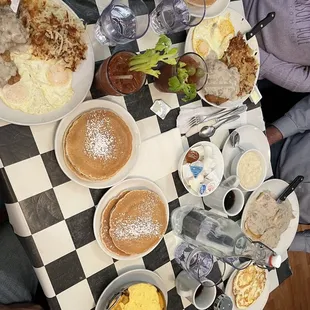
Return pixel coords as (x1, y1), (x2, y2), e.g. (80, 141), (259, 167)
(150, 0), (206, 34)
(95, 0), (150, 46)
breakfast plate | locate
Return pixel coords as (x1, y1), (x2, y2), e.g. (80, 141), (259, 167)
(225, 264), (269, 310)
(95, 269), (168, 310)
(0, 0), (94, 125)
(185, 7), (260, 109)
(241, 179), (299, 256)
(55, 99), (141, 189)
(93, 178), (169, 260)
(222, 125), (271, 179)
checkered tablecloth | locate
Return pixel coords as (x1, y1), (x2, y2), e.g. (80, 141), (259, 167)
(0, 1), (292, 309)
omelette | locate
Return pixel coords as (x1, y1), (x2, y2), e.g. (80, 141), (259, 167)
(192, 15), (235, 59)
(244, 191), (294, 249)
(110, 283), (165, 310)
(233, 265), (267, 309)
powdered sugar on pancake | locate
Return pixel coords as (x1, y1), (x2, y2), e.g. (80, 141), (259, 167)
(112, 194), (163, 240)
(84, 112), (116, 160)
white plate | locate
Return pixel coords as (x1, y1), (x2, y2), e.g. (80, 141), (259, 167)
(241, 179), (299, 255)
(178, 141), (224, 197)
(222, 125), (270, 180)
(187, 0), (229, 18)
(95, 269), (168, 310)
(55, 99), (141, 189)
(93, 178), (169, 260)
(185, 7), (260, 109)
(225, 264), (269, 310)
(0, 0), (95, 125)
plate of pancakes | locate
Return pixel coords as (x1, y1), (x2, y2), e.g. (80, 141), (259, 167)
(55, 99), (141, 189)
(95, 269), (167, 310)
(185, 7), (260, 109)
(93, 178), (169, 260)
(225, 264), (269, 310)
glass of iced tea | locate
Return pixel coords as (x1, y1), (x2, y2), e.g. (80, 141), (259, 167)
(95, 51), (146, 96)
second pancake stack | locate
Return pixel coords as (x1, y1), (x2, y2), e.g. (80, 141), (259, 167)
(100, 189), (167, 257)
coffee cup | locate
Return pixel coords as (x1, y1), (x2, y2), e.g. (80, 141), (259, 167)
(176, 271), (216, 309)
(203, 176), (244, 216)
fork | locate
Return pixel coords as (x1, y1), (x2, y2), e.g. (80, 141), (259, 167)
(186, 105), (247, 130)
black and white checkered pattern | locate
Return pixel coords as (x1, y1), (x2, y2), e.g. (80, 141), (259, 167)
(0, 1), (292, 309)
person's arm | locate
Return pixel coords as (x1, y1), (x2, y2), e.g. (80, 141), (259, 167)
(259, 49), (310, 93)
(266, 95), (310, 145)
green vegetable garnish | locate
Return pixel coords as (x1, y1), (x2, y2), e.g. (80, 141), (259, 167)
(129, 35), (178, 78)
(186, 66), (196, 76)
(168, 62), (197, 102)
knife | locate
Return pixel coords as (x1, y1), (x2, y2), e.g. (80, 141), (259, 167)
(245, 12), (276, 41)
(276, 175), (304, 204)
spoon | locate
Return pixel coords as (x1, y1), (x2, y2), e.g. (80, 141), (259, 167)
(199, 115), (240, 138)
(230, 131), (245, 152)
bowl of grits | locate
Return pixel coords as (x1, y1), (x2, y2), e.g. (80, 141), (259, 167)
(231, 149), (266, 191)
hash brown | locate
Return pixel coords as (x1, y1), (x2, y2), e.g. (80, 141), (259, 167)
(19, 0), (87, 71)
(222, 32), (258, 97)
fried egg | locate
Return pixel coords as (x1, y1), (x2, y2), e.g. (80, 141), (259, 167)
(192, 15), (235, 59)
(0, 50), (73, 114)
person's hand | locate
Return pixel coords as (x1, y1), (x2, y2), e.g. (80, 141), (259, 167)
(266, 126), (283, 145)
(0, 304), (43, 310)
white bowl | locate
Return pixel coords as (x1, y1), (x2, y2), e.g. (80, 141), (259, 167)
(231, 149), (267, 192)
(178, 141), (224, 197)
(55, 99), (141, 189)
(95, 269), (168, 310)
(93, 178), (169, 260)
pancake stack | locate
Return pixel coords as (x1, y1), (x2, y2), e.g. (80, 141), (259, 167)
(109, 283), (165, 310)
(63, 109), (132, 181)
(232, 265), (266, 309)
(100, 190), (167, 256)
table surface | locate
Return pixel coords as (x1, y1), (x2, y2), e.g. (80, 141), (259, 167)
(0, 1), (292, 309)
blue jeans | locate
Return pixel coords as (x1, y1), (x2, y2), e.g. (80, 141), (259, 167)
(0, 222), (38, 304)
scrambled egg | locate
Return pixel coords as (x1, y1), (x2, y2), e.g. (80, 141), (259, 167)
(111, 283), (164, 310)
(192, 15), (235, 59)
(0, 49), (73, 114)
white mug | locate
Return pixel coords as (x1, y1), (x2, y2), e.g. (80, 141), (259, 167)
(176, 271), (216, 310)
(203, 176), (244, 216)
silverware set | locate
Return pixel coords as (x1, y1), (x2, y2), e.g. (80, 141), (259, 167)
(186, 105), (247, 137)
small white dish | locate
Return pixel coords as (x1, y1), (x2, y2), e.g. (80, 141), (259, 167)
(185, 7), (260, 109)
(93, 178), (169, 260)
(0, 0), (95, 125)
(225, 264), (270, 310)
(231, 149), (267, 192)
(205, 0), (230, 18)
(186, 0), (229, 18)
(222, 125), (271, 180)
(95, 269), (168, 310)
(241, 179), (299, 255)
(54, 99), (141, 189)
(178, 141), (224, 197)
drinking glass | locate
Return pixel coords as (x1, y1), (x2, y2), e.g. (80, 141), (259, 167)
(95, 0), (150, 46)
(150, 0), (206, 34)
(175, 242), (226, 287)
